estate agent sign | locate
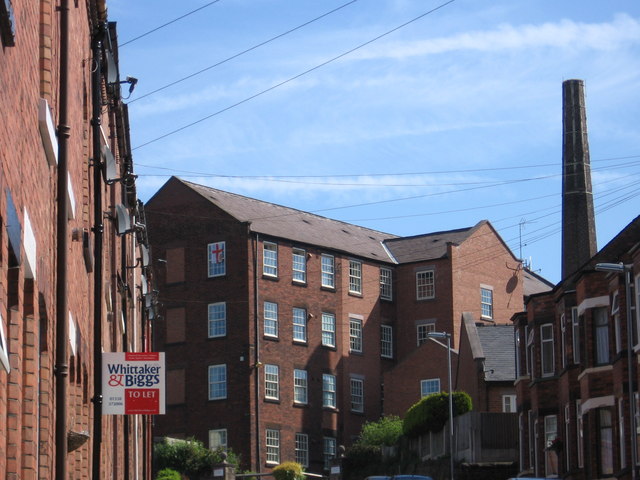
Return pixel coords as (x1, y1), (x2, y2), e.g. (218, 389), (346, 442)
(102, 352), (166, 415)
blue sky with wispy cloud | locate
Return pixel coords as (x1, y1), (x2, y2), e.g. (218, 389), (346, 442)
(110, 0), (640, 284)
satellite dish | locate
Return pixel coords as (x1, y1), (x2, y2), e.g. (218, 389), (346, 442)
(115, 204), (131, 235)
(140, 244), (150, 267)
(103, 145), (117, 183)
(105, 49), (118, 85)
(140, 274), (148, 295)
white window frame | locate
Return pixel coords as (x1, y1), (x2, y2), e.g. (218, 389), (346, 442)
(293, 307), (307, 343)
(421, 378), (440, 397)
(350, 377), (364, 413)
(503, 394), (516, 413)
(294, 369), (308, 405)
(572, 307), (580, 364)
(266, 429), (280, 465)
(349, 317), (363, 353)
(515, 329), (522, 377)
(594, 307), (610, 365)
(208, 364), (227, 400)
(295, 433), (309, 467)
(264, 364), (279, 400)
(323, 437), (336, 471)
(598, 408), (614, 476)
(208, 302), (226, 338)
(416, 269), (435, 300)
(577, 400), (584, 468)
(321, 254), (335, 288)
(417, 322), (435, 346)
(480, 286), (493, 319)
(619, 397), (627, 468)
(613, 291), (623, 354)
(380, 267), (392, 300)
(263, 242), (278, 277)
(636, 274), (640, 347)
(321, 313), (336, 347)
(323, 374), (337, 408)
(264, 301), (278, 338)
(544, 415), (558, 477)
(381, 325), (393, 359)
(292, 248), (306, 283)
(208, 241), (226, 277)
(540, 324), (554, 377)
(349, 260), (362, 294)
(560, 313), (567, 369)
(209, 428), (227, 450)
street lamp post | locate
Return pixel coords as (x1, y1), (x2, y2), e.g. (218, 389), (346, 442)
(428, 331), (454, 480)
(595, 262), (637, 480)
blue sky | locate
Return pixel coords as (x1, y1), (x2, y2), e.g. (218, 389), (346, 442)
(109, 0), (640, 285)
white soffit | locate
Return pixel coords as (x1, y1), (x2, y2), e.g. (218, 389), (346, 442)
(23, 208), (37, 280)
(38, 98), (58, 166)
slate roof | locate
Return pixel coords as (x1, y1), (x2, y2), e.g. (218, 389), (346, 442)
(180, 178), (399, 262)
(475, 324), (516, 382)
(523, 268), (554, 297)
(382, 223), (483, 263)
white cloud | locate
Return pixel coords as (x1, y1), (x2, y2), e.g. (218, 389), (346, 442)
(353, 13), (640, 60)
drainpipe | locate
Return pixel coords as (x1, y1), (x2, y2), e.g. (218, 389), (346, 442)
(90, 22), (105, 480)
(54, 0), (71, 478)
(253, 231), (261, 471)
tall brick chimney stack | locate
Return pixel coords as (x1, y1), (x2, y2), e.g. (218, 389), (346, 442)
(561, 79), (597, 280)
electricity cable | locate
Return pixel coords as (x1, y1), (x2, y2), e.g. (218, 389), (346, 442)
(132, 0), (456, 150)
(128, 0), (359, 103)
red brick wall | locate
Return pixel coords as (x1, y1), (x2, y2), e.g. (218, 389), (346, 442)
(0, 2), (148, 478)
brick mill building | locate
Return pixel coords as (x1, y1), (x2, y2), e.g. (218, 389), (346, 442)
(1, 1), (152, 478)
(146, 176), (528, 474)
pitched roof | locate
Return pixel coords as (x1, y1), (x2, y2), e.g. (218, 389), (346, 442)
(476, 324), (516, 382)
(383, 222), (484, 263)
(179, 178), (399, 262)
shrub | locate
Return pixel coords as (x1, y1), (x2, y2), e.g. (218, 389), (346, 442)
(356, 415), (403, 447)
(272, 461), (304, 480)
(403, 391), (472, 437)
(155, 468), (182, 480)
(154, 437), (239, 478)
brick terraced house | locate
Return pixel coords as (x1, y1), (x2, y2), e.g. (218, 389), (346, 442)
(0, 1), (152, 478)
(146, 177), (529, 474)
(514, 215), (640, 479)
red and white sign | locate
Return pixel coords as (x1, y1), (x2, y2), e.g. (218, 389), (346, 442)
(102, 352), (166, 415)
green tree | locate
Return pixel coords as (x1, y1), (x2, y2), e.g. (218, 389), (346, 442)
(356, 415), (403, 447)
(403, 391), (472, 437)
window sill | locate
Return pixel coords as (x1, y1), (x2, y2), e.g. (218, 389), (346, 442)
(321, 345), (337, 351)
(262, 274), (279, 282)
(264, 398), (280, 405)
(293, 340), (308, 346)
(293, 402), (309, 409)
(292, 280), (307, 287)
(348, 291), (363, 298)
(322, 406), (339, 413)
(321, 285), (336, 292)
(349, 350), (363, 356)
(263, 335), (279, 342)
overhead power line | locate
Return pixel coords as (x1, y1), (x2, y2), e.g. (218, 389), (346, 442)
(132, 0), (456, 150)
(120, 1), (223, 47)
(129, 0), (359, 103)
